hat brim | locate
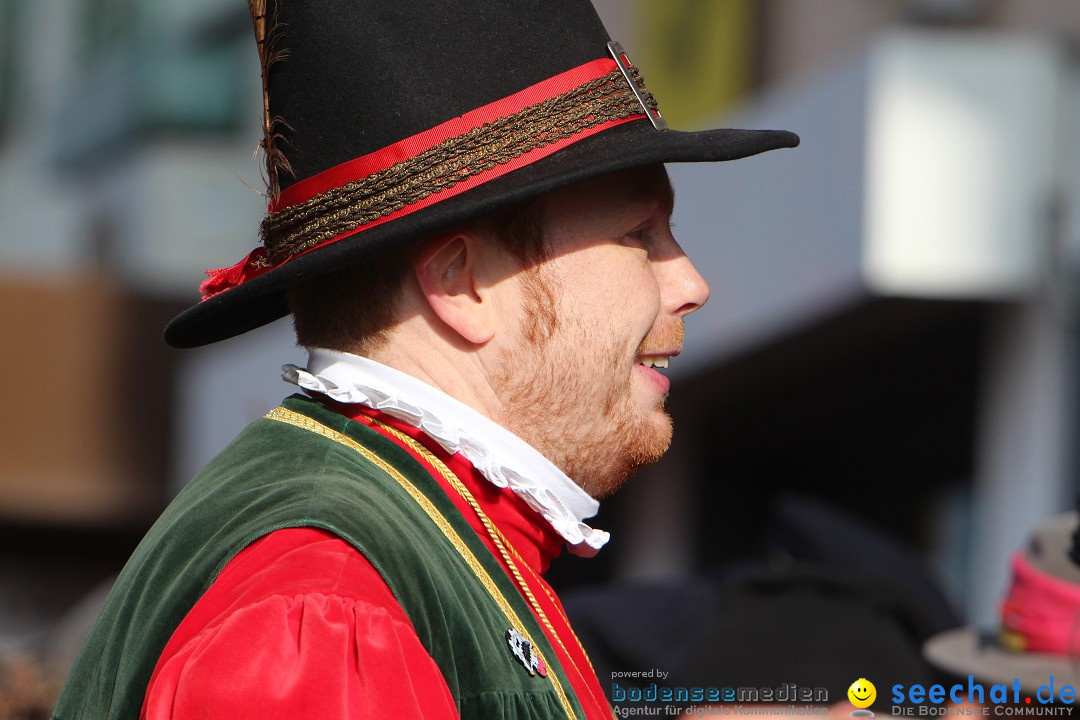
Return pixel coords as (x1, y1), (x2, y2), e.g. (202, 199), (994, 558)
(924, 627), (1080, 694)
(164, 121), (799, 348)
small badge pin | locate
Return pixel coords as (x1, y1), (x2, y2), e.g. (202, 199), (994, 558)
(606, 40), (669, 130)
(506, 628), (547, 677)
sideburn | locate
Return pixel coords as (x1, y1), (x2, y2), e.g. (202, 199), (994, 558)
(519, 265), (559, 346)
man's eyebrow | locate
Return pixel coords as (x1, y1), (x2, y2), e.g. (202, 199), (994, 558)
(623, 177), (675, 215)
(661, 180), (675, 215)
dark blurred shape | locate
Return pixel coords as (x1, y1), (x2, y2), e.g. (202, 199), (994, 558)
(766, 492), (959, 633)
(565, 493), (959, 704)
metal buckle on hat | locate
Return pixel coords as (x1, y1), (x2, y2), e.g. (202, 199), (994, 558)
(607, 41), (668, 131)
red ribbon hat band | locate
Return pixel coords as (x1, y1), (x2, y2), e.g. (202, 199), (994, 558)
(199, 47), (662, 301)
(998, 550), (1080, 656)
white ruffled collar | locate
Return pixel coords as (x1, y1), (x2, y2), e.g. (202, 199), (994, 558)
(282, 348), (609, 556)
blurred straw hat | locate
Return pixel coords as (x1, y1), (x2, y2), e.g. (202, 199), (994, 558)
(924, 512), (1080, 694)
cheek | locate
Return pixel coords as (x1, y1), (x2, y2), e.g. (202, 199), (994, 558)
(548, 250), (662, 326)
(574, 274), (660, 334)
(624, 264), (663, 321)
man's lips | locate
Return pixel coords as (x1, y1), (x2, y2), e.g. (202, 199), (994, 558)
(635, 320), (684, 395)
(636, 349), (680, 366)
(634, 350), (679, 394)
(634, 363), (671, 394)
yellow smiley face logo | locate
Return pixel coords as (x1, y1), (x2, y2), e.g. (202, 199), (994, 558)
(847, 678), (876, 708)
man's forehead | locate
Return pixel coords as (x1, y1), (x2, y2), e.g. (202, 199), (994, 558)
(622, 166), (675, 214)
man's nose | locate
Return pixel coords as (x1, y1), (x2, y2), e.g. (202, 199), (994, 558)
(659, 252), (710, 318)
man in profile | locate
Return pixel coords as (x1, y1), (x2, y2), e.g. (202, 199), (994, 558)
(52, 1), (797, 718)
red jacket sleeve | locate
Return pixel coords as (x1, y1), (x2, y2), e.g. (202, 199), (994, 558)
(141, 528), (460, 719)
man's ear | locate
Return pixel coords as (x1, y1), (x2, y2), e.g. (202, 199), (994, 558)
(413, 230), (496, 345)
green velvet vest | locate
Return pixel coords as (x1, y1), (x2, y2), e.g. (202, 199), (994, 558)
(52, 395), (583, 720)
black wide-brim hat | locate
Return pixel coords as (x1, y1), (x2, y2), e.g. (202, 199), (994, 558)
(164, 0), (799, 348)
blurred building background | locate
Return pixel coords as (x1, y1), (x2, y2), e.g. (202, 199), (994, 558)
(2, 0), (1080, 705)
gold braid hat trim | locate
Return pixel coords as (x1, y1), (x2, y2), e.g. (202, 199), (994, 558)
(261, 66), (658, 264)
(265, 406), (580, 720)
